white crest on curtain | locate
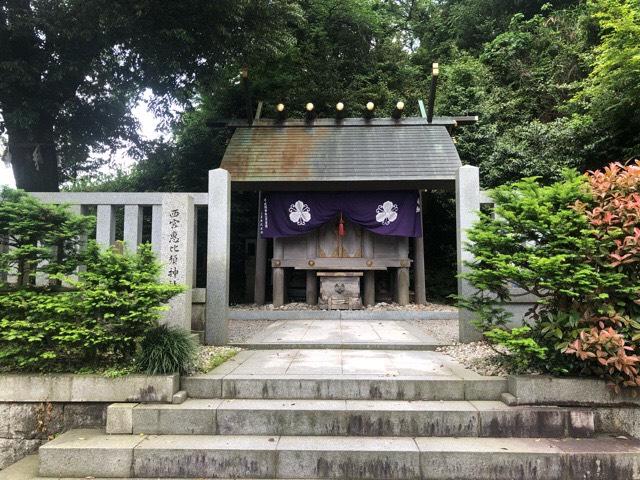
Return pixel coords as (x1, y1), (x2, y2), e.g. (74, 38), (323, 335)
(376, 201), (398, 225)
(289, 200), (311, 225)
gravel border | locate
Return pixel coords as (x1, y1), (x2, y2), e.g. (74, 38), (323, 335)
(228, 319), (278, 343)
(407, 318), (459, 344)
(230, 302), (457, 312)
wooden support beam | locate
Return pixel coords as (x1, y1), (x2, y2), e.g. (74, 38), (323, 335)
(362, 230), (375, 306)
(364, 271), (375, 306)
(254, 193), (267, 305)
(397, 267), (410, 306)
(427, 63), (439, 123)
(414, 192), (427, 304)
(306, 271), (318, 305)
(272, 238), (285, 307)
(305, 232), (318, 305)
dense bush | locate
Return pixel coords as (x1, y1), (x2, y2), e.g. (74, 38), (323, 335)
(137, 325), (198, 375)
(462, 162), (640, 389)
(0, 187), (94, 286)
(0, 244), (182, 372)
(0, 190), (182, 372)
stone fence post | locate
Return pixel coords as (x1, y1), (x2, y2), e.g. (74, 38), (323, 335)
(206, 169), (231, 345)
(160, 194), (194, 330)
(456, 165), (482, 342)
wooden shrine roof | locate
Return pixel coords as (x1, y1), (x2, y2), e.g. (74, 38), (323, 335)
(219, 117), (463, 191)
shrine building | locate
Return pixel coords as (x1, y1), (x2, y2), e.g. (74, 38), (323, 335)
(219, 112), (477, 311)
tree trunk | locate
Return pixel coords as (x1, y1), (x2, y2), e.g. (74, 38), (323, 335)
(7, 124), (60, 192)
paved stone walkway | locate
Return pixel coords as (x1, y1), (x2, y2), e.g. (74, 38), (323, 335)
(207, 349), (484, 379)
(231, 319), (440, 350)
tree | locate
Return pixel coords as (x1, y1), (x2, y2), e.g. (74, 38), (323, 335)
(571, 0), (640, 167)
(0, 0), (299, 191)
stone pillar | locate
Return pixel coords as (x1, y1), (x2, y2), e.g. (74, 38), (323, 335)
(123, 205), (143, 252)
(456, 165), (482, 342)
(95, 205), (115, 247)
(206, 169), (231, 345)
(151, 204), (163, 256)
(254, 192), (267, 305)
(272, 238), (285, 307)
(396, 267), (410, 306)
(413, 192), (427, 304)
(160, 194), (194, 331)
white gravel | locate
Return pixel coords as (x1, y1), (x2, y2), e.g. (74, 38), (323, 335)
(228, 319), (277, 343)
(437, 341), (510, 376)
(408, 318), (459, 344)
(230, 302), (457, 312)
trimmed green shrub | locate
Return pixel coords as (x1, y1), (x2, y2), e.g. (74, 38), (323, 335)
(0, 243), (182, 372)
(137, 325), (198, 374)
(0, 188), (183, 372)
(461, 163), (640, 389)
(0, 187), (93, 286)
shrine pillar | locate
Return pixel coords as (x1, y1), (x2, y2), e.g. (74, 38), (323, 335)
(206, 169), (231, 345)
(456, 165), (482, 342)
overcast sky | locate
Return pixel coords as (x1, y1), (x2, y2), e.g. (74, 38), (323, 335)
(0, 91), (165, 189)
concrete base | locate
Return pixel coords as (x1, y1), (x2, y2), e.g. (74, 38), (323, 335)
(509, 375), (640, 406)
(0, 374), (179, 403)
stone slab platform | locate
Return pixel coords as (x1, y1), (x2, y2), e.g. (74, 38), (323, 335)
(37, 429), (640, 479)
(181, 349), (507, 400)
(230, 320), (442, 350)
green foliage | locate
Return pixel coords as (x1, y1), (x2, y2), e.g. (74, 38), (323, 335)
(193, 347), (241, 374)
(573, 0), (640, 163)
(0, 187), (93, 286)
(464, 169), (600, 311)
(0, 243), (182, 372)
(462, 165), (640, 388)
(0, 0), (301, 190)
(484, 326), (547, 373)
(137, 325), (198, 375)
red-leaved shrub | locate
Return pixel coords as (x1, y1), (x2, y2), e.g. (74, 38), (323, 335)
(568, 161), (640, 390)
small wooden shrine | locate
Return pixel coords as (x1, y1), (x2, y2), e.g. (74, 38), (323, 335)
(219, 109), (473, 309)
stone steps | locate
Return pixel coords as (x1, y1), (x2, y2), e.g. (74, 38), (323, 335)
(38, 429), (640, 479)
(182, 374), (507, 401)
(125, 398), (595, 438)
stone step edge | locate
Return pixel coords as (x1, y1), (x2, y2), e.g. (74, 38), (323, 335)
(0, 455), (315, 480)
(107, 399), (595, 437)
(181, 375), (508, 401)
(227, 342), (443, 351)
(38, 429), (640, 480)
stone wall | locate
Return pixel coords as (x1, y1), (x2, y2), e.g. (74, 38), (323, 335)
(0, 402), (108, 470)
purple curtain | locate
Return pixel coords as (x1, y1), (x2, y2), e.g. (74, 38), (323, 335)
(260, 191), (422, 238)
